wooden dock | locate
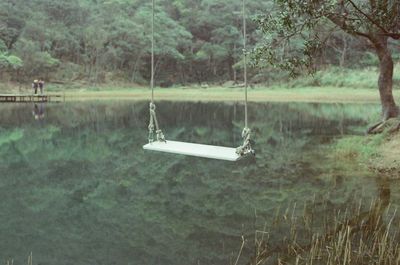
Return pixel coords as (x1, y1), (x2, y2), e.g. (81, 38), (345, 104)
(0, 94), (63, 103)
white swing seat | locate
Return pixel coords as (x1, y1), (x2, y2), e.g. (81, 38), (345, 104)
(143, 140), (241, 161)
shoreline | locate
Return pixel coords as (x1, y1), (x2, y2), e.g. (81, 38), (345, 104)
(2, 86), (398, 174)
(42, 87), (399, 103)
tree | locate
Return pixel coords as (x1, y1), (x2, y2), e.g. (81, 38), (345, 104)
(133, 3), (192, 85)
(0, 1), (25, 50)
(0, 0), (270, 85)
(15, 39), (59, 80)
(0, 52), (23, 72)
(255, 0), (400, 121)
(0, 39), (23, 80)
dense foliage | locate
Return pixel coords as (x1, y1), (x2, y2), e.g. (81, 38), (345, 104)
(0, 0), (266, 85)
(1, 0), (398, 86)
(255, 0), (399, 74)
(255, 0), (400, 119)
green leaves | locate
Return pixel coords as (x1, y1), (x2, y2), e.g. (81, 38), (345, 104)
(0, 0), (282, 84)
(0, 52), (23, 70)
(135, 4), (192, 60)
(35, 52), (60, 68)
(254, 0), (346, 76)
(4, 54), (23, 69)
(0, 40), (6, 52)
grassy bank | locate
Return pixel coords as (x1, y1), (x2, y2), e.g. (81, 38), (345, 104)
(333, 121), (400, 177)
(1, 65), (399, 103)
(5, 86), (394, 103)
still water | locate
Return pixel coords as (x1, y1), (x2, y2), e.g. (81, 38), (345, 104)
(0, 101), (396, 264)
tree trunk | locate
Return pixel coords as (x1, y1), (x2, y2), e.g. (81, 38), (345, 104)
(131, 52), (143, 83)
(339, 35), (348, 68)
(372, 36), (399, 120)
(233, 43), (237, 82)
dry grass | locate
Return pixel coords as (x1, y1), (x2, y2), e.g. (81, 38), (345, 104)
(247, 195), (400, 265)
(372, 132), (400, 176)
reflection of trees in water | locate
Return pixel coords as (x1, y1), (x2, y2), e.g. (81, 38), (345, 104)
(0, 102), (386, 265)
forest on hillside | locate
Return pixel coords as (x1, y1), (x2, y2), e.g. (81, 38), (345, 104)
(0, 0), (399, 86)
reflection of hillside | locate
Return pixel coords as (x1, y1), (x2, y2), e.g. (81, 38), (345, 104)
(0, 102), (380, 265)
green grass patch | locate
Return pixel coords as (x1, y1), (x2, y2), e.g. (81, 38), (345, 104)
(2, 65), (400, 103)
(333, 133), (386, 162)
(283, 64), (400, 89)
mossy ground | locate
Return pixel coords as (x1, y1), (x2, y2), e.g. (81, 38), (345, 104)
(373, 132), (400, 174)
(333, 120), (400, 177)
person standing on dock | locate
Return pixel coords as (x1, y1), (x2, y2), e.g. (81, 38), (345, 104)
(39, 78), (45, 94)
(32, 80), (39, 94)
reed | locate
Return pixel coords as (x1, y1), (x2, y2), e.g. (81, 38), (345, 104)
(248, 197), (400, 265)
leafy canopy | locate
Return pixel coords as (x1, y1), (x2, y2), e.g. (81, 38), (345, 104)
(254, 0), (400, 76)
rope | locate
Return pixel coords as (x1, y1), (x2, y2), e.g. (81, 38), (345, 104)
(151, 0), (155, 103)
(243, 0), (248, 129)
(236, 0), (254, 157)
(148, 0), (165, 143)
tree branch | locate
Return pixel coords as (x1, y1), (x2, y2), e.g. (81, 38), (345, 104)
(369, 0), (376, 10)
(346, 0), (398, 38)
(382, 33), (400, 40)
(327, 13), (371, 39)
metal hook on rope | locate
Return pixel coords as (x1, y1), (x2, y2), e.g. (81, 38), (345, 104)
(148, 102), (165, 143)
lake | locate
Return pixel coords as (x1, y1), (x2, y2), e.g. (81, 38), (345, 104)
(0, 101), (396, 265)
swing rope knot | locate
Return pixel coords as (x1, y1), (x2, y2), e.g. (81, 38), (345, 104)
(149, 102), (156, 111)
(156, 129), (166, 142)
(148, 102), (166, 143)
(236, 127), (254, 156)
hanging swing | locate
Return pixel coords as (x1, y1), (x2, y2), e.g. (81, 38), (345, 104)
(143, 0), (254, 161)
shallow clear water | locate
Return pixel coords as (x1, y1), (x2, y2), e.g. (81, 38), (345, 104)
(0, 101), (395, 264)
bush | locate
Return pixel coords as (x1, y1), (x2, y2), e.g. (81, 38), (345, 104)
(0, 52), (23, 70)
